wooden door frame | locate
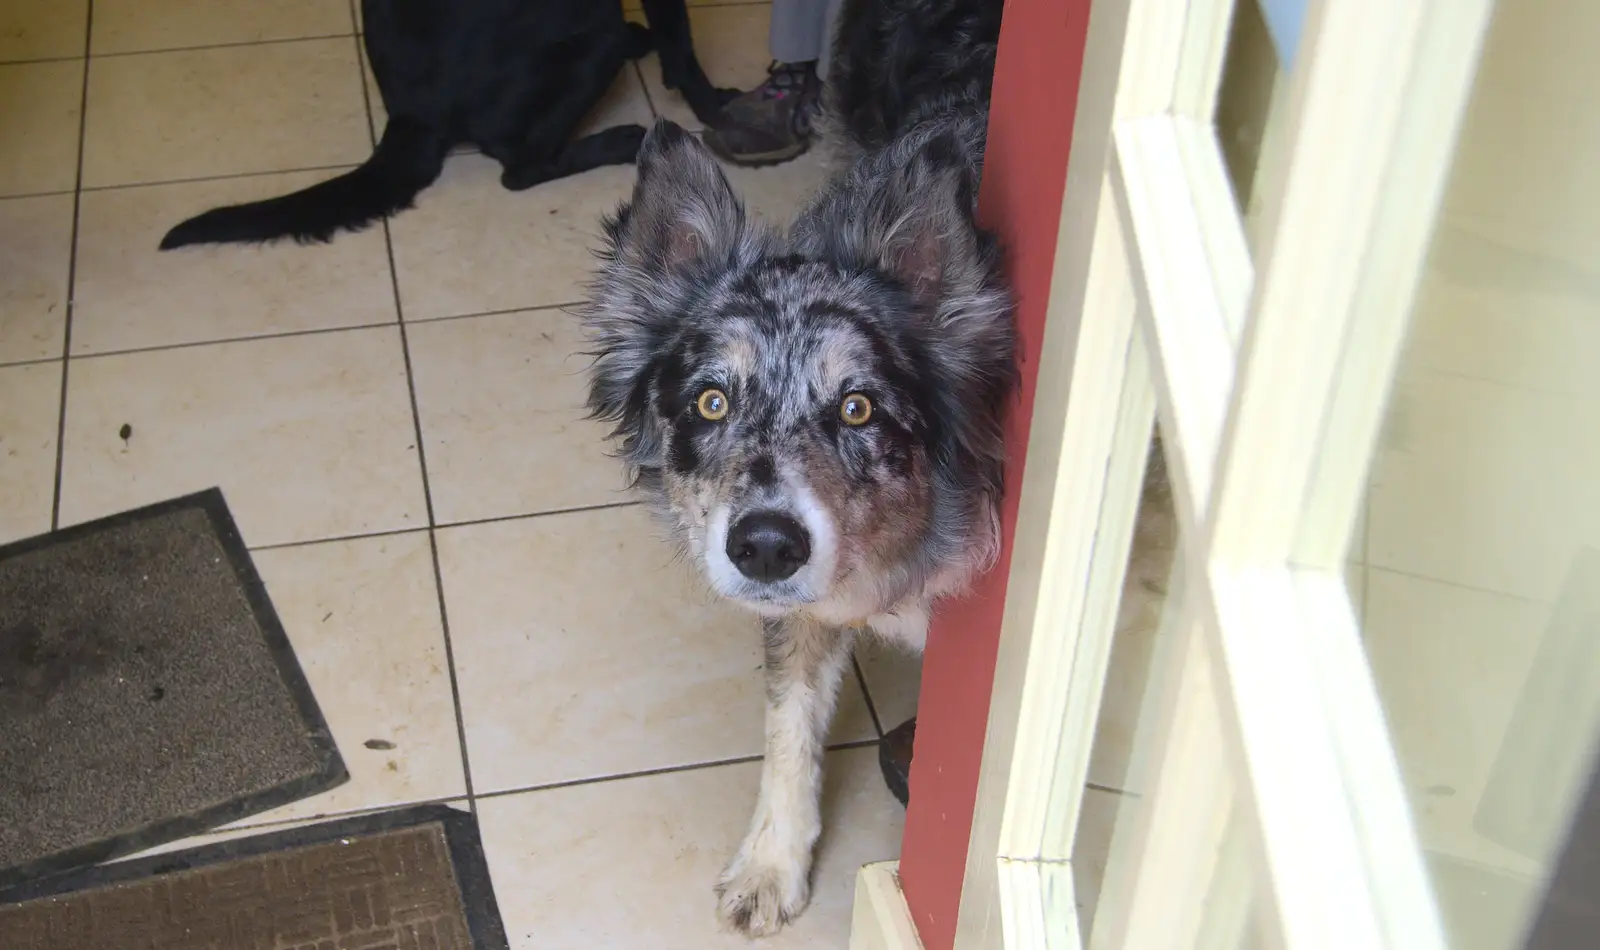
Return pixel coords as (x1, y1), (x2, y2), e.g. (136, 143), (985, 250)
(913, 0), (1494, 948)
(868, 1), (1100, 948)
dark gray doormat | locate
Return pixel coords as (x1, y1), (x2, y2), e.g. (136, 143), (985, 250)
(0, 489), (347, 890)
(0, 804), (509, 950)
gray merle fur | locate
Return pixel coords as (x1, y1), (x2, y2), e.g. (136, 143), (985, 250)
(581, 0), (1008, 936)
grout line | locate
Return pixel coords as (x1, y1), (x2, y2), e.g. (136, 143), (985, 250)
(85, 32), (356, 61)
(401, 300), (586, 327)
(351, 24), (483, 818)
(246, 500), (644, 553)
(60, 299), (584, 363)
(1086, 781), (1140, 799)
(0, 187), (77, 202)
(0, 354), (67, 372)
(850, 652), (886, 738)
(473, 738), (885, 804)
(169, 735), (881, 840)
(390, 260), (483, 815)
(67, 320), (399, 361)
(0, 53), (82, 66)
(1362, 562), (1546, 603)
(49, 0), (95, 532)
(632, 59), (660, 117)
(80, 161), (361, 194)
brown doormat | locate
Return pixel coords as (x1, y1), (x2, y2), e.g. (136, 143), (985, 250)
(0, 489), (346, 889)
(0, 804), (509, 950)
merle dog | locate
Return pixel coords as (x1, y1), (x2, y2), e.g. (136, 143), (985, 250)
(583, 0), (1008, 935)
(159, 0), (734, 250)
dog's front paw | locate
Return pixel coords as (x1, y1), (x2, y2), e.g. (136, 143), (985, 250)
(715, 855), (810, 938)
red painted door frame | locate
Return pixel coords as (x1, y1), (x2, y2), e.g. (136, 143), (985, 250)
(896, 0), (1096, 946)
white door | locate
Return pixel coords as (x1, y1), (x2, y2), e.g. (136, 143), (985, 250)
(946, 0), (1519, 947)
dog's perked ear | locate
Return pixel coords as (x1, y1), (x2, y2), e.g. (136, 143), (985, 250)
(617, 119), (747, 275)
(583, 120), (760, 488)
(792, 122), (1016, 503)
(796, 126), (989, 308)
(875, 133), (984, 306)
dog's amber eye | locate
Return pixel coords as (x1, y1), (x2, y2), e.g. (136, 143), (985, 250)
(840, 393), (873, 426)
(696, 388), (730, 421)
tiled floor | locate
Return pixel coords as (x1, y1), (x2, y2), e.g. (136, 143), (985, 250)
(0, 1), (1137, 945)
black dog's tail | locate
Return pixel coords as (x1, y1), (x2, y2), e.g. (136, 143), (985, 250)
(159, 116), (450, 250)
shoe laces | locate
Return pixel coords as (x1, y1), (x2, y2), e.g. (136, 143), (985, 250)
(759, 61), (814, 100)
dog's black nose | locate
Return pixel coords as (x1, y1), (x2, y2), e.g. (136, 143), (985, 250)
(726, 512), (810, 582)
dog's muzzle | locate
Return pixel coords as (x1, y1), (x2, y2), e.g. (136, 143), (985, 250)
(725, 511), (811, 582)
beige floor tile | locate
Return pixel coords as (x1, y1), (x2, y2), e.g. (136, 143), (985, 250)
(227, 532), (467, 826)
(1362, 567), (1549, 876)
(1088, 590), (1168, 796)
(0, 361), (61, 546)
(0, 193), (73, 363)
(475, 747), (902, 949)
(1368, 368), (1600, 601)
(0, 0), (88, 62)
(0, 60), (85, 196)
(718, 144), (836, 224)
(389, 155), (634, 322)
(855, 638), (919, 732)
(637, 4), (773, 133)
(437, 505), (879, 794)
(580, 63), (656, 138)
(92, 0), (353, 55)
(58, 327), (426, 547)
(72, 171), (395, 354)
(407, 311), (630, 525)
(1410, 229), (1600, 400)
(82, 39), (369, 188)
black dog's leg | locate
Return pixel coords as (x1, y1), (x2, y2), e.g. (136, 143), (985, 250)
(624, 21), (654, 59)
(639, 0), (740, 124)
(496, 30), (639, 191)
(502, 125), (648, 192)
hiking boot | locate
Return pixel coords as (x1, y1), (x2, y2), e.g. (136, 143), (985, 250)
(703, 61), (821, 167)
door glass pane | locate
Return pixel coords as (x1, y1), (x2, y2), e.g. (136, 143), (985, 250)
(1196, 806), (1269, 950)
(1214, 0), (1291, 248)
(1077, 429), (1223, 944)
(1320, 1), (1600, 945)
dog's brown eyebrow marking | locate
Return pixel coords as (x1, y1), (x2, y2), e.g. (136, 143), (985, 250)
(814, 328), (869, 393)
(721, 335), (759, 379)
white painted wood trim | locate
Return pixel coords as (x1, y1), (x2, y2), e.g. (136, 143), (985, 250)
(853, 862), (926, 950)
(1189, 0), (1496, 947)
(1110, 115), (1242, 525)
(950, 0), (1141, 939)
(999, 859), (1083, 950)
(953, 178), (1144, 949)
(941, 0), (1496, 945)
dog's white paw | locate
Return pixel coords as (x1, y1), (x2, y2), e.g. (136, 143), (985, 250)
(715, 853), (811, 938)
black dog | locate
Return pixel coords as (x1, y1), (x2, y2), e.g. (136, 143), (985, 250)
(159, 0), (734, 250)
